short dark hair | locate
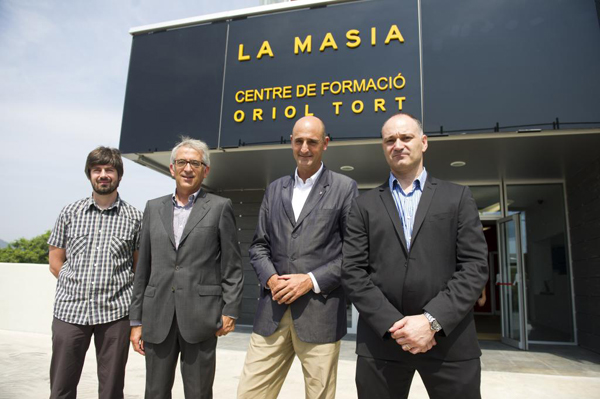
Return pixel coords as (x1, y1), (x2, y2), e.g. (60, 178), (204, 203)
(85, 147), (124, 179)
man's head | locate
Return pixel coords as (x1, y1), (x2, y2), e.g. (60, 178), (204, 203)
(290, 116), (329, 179)
(381, 113), (428, 177)
(169, 137), (211, 196)
(85, 147), (123, 195)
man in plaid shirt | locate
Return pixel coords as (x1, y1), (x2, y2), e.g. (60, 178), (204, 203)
(47, 147), (143, 399)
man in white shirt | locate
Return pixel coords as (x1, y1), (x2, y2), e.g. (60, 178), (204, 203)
(237, 116), (358, 399)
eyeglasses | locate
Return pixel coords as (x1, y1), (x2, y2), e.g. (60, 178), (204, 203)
(174, 159), (207, 169)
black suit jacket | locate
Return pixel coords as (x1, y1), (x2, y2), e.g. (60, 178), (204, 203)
(342, 175), (488, 361)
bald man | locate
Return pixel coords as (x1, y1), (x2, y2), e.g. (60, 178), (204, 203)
(342, 113), (488, 399)
(238, 116), (358, 399)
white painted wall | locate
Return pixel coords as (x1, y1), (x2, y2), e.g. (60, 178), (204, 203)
(0, 263), (56, 335)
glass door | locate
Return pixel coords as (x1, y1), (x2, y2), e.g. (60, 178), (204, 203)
(497, 214), (528, 350)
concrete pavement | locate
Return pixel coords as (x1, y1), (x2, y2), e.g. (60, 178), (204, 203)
(2, 328), (600, 398)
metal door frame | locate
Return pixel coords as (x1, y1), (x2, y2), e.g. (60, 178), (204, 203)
(497, 214), (529, 350)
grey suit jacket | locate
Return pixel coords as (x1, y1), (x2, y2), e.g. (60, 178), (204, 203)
(342, 175), (489, 361)
(250, 167), (358, 343)
(130, 190), (244, 345)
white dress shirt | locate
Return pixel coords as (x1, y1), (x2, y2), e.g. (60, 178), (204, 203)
(292, 163), (324, 293)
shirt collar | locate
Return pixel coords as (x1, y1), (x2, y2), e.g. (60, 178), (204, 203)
(87, 194), (121, 213)
(294, 162), (324, 188)
(172, 188), (201, 208)
(389, 168), (428, 194)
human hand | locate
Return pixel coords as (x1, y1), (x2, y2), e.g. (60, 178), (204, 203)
(477, 289), (487, 307)
(267, 274), (287, 297)
(216, 315), (236, 337)
(271, 274), (313, 305)
(130, 326), (145, 355)
(389, 315), (436, 355)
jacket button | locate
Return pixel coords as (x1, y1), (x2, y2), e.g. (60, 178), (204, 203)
(171, 286), (175, 292)
(175, 266), (179, 271)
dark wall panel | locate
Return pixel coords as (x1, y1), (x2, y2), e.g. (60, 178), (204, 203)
(120, 22), (227, 152)
(422, 0), (600, 134)
(566, 156), (600, 354)
(120, 0), (600, 152)
(221, 0), (421, 146)
(218, 189), (265, 326)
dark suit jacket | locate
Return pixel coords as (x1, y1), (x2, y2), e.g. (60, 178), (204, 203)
(342, 175), (488, 361)
(250, 167), (358, 344)
(129, 190), (244, 345)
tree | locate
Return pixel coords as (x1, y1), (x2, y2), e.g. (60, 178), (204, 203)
(0, 231), (51, 264)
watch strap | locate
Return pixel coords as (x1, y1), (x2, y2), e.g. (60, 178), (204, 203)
(424, 311), (442, 332)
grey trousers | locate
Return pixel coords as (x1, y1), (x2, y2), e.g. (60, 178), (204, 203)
(49, 316), (130, 399)
(144, 314), (217, 399)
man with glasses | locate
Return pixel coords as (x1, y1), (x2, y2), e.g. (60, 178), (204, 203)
(130, 137), (244, 399)
(48, 147), (143, 399)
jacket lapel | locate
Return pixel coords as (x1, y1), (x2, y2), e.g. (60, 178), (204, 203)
(179, 190), (211, 247)
(295, 168), (331, 229)
(379, 183), (408, 256)
(410, 176), (437, 246)
(159, 196), (176, 248)
(281, 175), (296, 227)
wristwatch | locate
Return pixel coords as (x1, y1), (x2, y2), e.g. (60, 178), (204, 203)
(424, 311), (442, 332)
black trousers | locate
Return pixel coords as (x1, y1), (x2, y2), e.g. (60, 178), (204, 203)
(49, 316), (130, 399)
(144, 314), (217, 399)
(356, 355), (481, 399)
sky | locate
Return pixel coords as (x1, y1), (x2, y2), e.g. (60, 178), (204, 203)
(0, 0), (257, 242)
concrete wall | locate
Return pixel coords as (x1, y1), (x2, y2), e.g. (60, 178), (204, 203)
(566, 156), (600, 354)
(0, 263), (56, 335)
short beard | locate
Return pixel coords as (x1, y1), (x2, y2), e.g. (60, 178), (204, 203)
(92, 179), (119, 195)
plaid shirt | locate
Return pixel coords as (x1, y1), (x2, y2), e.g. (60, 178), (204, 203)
(48, 195), (143, 325)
